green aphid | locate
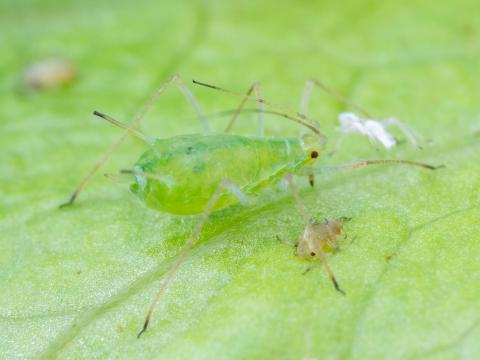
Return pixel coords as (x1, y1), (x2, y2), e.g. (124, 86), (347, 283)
(129, 134), (315, 215)
(60, 75), (441, 337)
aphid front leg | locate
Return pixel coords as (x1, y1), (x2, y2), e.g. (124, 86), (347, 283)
(284, 174), (345, 295)
(224, 82), (264, 136)
(59, 74), (209, 208)
(137, 179), (247, 338)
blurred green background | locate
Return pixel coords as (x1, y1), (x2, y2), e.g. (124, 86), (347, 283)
(1, 0), (480, 359)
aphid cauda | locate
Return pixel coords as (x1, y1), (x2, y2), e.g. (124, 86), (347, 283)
(60, 75), (441, 337)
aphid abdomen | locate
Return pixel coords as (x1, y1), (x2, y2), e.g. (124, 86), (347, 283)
(130, 134), (304, 215)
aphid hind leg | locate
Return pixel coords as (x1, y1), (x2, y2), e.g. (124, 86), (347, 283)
(284, 174), (345, 295)
(224, 82), (264, 136)
(59, 74), (209, 208)
(137, 179), (246, 338)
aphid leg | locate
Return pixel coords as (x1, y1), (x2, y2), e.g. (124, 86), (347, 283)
(59, 74), (208, 208)
(137, 179), (246, 338)
(314, 247), (345, 295)
(284, 174), (345, 295)
(93, 111), (152, 144)
(328, 133), (347, 157)
(275, 235), (298, 254)
(174, 76), (211, 133)
(284, 174), (310, 226)
(193, 79), (325, 138)
(345, 235), (356, 250)
(299, 79), (315, 117)
(224, 82), (264, 136)
(383, 117), (423, 149)
(302, 266), (313, 275)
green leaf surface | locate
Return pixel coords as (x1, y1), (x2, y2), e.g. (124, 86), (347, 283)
(1, 0), (480, 359)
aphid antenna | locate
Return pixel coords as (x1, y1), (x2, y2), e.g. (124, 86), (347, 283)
(93, 111), (154, 144)
(192, 79), (326, 140)
(306, 79), (374, 119)
(119, 169), (163, 181)
(103, 172), (132, 183)
(338, 216), (352, 223)
(298, 159), (444, 177)
(223, 82), (264, 134)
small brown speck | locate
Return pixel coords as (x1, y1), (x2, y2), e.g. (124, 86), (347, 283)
(24, 58), (76, 90)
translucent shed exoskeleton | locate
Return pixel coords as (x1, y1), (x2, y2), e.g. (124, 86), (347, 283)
(300, 79), (424, 152)
(60, 75), (441, 337)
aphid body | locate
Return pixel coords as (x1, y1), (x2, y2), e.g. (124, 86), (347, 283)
(132, 134), (320, 215)
(296, 218), (346, 259)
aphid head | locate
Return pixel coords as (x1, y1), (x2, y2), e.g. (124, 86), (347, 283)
(301, 133), (326, 160)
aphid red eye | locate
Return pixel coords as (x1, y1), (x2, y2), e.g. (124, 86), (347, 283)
(310, 151), (319, 159)
(310, 251), (316, 256)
